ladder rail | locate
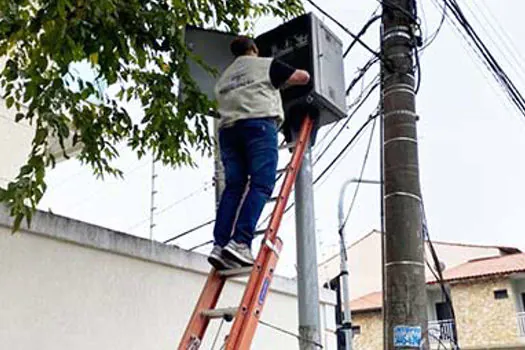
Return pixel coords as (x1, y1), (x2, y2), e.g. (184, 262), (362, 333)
(230, 238), (283, 349)
(177, 115), (314, 350)
(177, 270), (225, 349)
(225, 115), (314, 348)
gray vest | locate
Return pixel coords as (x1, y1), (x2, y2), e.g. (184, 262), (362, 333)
(214, 56), (284, 129)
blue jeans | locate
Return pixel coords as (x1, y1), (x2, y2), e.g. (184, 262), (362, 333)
(213, 118), (279, 248)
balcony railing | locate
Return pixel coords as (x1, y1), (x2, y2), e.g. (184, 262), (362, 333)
(428, 319), (456, 346)
(518, 312), (525, 337)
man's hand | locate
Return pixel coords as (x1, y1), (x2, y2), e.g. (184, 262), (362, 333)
(286, 69), (310, 86)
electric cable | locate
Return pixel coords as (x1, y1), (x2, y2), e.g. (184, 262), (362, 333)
(305, 0), (382, 60)
(340, 115), (378, 231)
(423, 204), (460, 349)
(458, 0), (525, 87)
(210, 319), (225, 350)
(163, 219), (215, 244)
(128, 181), (211, 231)
(317, 79), (380, 165)
(259, 319), (324, 348)
(421, 0), (446, 51)
(443, 0), (525, 118)
(343, 14), (381, 58)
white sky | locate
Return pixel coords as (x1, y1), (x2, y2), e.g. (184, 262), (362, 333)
(38, 0), (525, 277)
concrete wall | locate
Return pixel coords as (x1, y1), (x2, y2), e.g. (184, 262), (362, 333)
(352, 311), (383, 350)
(0, 205), (337, 350)
(451, 277), (525, 349)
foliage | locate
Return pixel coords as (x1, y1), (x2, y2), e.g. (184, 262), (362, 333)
(0, 0), (303, 230)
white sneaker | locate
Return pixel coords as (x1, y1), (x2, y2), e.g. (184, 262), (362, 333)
(208, 245), (241, 270)
(223, 241), (255, 266)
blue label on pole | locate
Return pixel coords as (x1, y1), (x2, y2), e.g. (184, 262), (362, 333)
(258, 278), (271, 305)
(393, 325), (422, 347)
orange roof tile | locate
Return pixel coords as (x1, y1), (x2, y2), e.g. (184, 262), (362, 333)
(349, 291), (382, 312)
(351, 253), (525, 313)
(428, 252), (525, 284)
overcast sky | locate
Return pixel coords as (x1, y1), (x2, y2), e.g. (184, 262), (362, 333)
(38, 0), (525, 277)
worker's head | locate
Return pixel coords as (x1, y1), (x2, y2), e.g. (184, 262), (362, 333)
(230, 36), (259, 57)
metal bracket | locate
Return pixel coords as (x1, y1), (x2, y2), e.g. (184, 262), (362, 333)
(383, 87), (415, 99)
(383, 25), (412, 42)
(383, 109), (418, 120)
(262, 239), (280, 258)
(384, 137), (418, 146)
(386, 261), (425, 268)
(384, 191), (422, 202)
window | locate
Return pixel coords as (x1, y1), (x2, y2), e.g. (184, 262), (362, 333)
(435, 302), (453, 321)
(352, 325), (361, 335)
(494, 289), (509, 299)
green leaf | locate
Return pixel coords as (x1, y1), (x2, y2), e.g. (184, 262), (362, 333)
(0, 0), (305, 231)
(13, 214), (23, 233)
(6, 96), (14, 108)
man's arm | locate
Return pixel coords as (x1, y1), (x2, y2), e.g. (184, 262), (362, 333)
(270, 59), (310, 89)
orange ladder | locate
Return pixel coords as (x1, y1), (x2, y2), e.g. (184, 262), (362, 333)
(178, 115), (314, 350)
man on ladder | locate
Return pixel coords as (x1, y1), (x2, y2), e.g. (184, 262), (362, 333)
(209, 36), (310, 270)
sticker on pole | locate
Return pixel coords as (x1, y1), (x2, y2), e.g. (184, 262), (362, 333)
(393, 325), (422, 348)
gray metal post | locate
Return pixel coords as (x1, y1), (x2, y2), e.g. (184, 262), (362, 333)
(149, 156), (157, 241)
(381, 0), (428, 348)
(337, 179), (382, 349)
(294, 145), (322, 349)
(337, 179), (353, 350)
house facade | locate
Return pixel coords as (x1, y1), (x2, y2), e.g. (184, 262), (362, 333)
(349, 253), (525, 349)
(318, 230), (520, 300)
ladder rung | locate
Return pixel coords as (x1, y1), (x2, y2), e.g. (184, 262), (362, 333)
(218, 266), (253, 278)
(201, 307), (238, 319)
(276, 167), (288, 175)
(278, 141), (296, 150)
(254, 229), (266, 236)
(268, 196), (279, 203)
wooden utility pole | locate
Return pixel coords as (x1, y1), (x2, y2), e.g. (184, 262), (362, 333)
(381, 0), (428, 348)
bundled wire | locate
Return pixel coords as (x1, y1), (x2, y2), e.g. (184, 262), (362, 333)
(443, 0), (525, 118)
(305, 0), (381, 60)
(422, 205), (460, 349)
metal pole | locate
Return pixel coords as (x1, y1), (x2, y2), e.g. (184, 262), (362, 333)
(381, 0), (428, 348)
(149, 156), (157, 241)
(294, 143), (322, 350)
(337, 179), (381, 350)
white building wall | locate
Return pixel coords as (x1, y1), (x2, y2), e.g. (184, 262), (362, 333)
(0, 99), (34, 188)
(0, 206), (337, 350)
(511, 275), (525, 312)
(0, 95), (80, 189)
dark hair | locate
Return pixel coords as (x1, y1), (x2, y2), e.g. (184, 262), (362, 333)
(230, 36), (257, 57)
